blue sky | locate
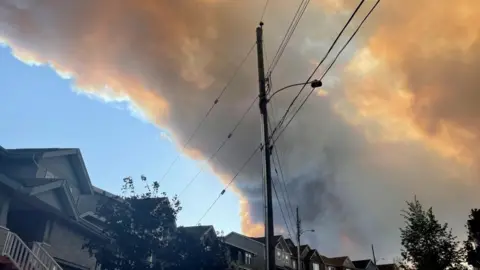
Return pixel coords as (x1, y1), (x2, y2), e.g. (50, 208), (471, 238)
(0, 46), (241, 234)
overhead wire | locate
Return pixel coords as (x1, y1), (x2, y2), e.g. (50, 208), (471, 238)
(272, 173), (295, 241)
(197, 143), (262, 224)
(269, 0), (367, 140)
(158, 42), (256, 184)
(267, 0), (311, 77)
(272, 0), (381, 145)
(267, 89), (297, 232)
(259, 0), (271, 23)
(197, 0), (380, 226)
(178, 95), (258, 197)
(268, 115), (297, 239)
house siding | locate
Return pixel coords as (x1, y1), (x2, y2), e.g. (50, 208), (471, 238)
(0, 160), (37, 179)
(36, 190), (65, 213)
(44, 219), (96, 270)
(0, 188), (10, 227)
(225, 233), (264, 269)
(40, 156), (80, 188)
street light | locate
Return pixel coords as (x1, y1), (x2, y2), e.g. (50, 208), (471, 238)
(300, 229), (315, 236)
(267, 80), (323, 102)
(297, 229), (315, 270)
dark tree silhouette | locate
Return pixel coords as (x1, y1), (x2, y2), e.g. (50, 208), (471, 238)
(399, 197), (466, 270)
(465, 208), (480, 268)
(83, 175), (229, 270)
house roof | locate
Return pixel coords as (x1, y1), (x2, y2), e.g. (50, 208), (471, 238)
(322, 256), (349, 266)
(353, 259), (373, 269)
(250, 235), (283, 245)
(224, 232), (262, 255)
(284, 238), (297, 256)
(180, 225), (215, 239)
(5, 147), (93, 195)
(306, 249), (316, 258)
(0, 173), (79, 220)
(378, 264), (398, 270)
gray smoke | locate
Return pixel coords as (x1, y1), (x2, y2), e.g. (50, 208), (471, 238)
(1, 0), (480, 261)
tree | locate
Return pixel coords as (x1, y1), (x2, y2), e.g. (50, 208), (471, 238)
(399, 197), (465, 270)
(465, 209), (480, 268)
(83, 175), (230, 270)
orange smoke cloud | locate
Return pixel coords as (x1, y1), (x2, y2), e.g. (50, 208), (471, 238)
(240, 198), (264, 237)
(2, 0), (480, 259)
(339, 0), (480, 165)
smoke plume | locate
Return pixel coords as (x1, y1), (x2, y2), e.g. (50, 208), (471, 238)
(1, 0), (480, 260)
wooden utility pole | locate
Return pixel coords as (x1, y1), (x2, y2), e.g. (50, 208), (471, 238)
(297, 207), (301, 270)
(256, 22), (276, 270)
(371, 244), (377, 265)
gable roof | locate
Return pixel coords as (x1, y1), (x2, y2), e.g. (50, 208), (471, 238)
(250, 235), (292, 256)
(322, 256), (350, 266)
(0, 173), (79, 220)
(353, 259), (373, 269)
(224, 232), (259, 255)
(6, 148), (93, 195)
(250, 235), (283, 245)
(180, 225), (215, 240)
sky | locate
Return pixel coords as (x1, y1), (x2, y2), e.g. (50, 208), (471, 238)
(0, 46), (242, 234)
(1, 0), (480, 262)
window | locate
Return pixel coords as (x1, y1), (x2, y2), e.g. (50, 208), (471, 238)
(293, 260), (297, 269)
(277, 250), (281, 258)
(313, 263), (320, 270)
(328, 266), (336, 270)
(245, 253), (252, 265)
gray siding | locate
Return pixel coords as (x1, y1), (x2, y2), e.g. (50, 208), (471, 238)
(0, 160), (38, 179)
(43, 219), (96, 270)
(39, 156), (81, 203)
(36, 190), (65, 212)
(225, 233), (264, 269)
(77, 194), (102, 215)
(0, 188), (10, 226)
(39, 156), (80, 188)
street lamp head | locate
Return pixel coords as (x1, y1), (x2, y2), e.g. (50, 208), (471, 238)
(310, 80), (323, 88)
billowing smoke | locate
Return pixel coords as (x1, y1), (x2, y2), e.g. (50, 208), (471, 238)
(1, 0), (480, 260)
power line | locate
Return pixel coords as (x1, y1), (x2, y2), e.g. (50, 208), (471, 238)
(259, 0), (271, 22)
(267, 0), (311, 76)
(272, 175), (295, 241)
(269, 0), (367, 140)
(271, 140), (296, 229)
(178, 95), (258, 197)
(197, 143), (262, 224)
(197, 0), (380, 227)
(273, 0), (380, 145)
(158, 42), (256, 184)
(268, 107), (296, 233)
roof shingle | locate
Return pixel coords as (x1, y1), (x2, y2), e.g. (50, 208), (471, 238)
(353, 259), (372, 269)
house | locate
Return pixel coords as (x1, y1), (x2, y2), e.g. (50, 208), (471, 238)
(223, 232), (258, 270)
(284, 239), (324, 270)
(250, 235), (293, 269)
(353, 259), (378, 270)
(322, 256), (356, 270)
(0, 147), (105, 270)
(180, 225), (218, 242)
(303, 249), (324, 270)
